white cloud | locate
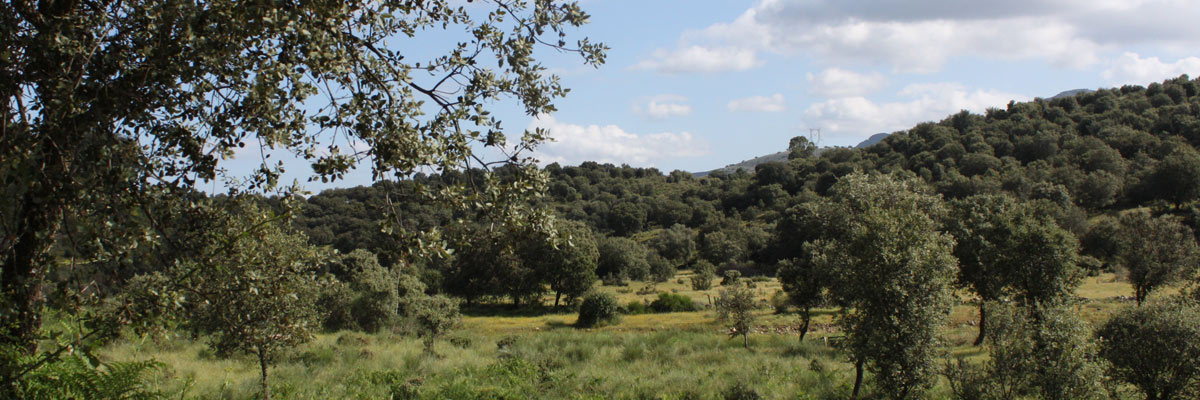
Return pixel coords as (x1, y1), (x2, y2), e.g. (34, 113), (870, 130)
(686, 0), (1200, 73)
(631, 46), (763, 74)
(632, 95), (693, 120)
(727, 94), (786, 112)
(803, 83), (1027, 140)
(807, 68), (888, 97)
(1102, 52), (1200, 85)
(531, 115), (709, 166)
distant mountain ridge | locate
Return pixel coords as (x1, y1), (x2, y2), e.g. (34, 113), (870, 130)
(694, 133), (889, 177)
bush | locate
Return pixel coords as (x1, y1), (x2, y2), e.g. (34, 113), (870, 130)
(720, 270), (742, 286)
(650, 292), (699, 312)
(1097, 301), (1200, 400)
(576, 292), (621, 328)
(691, 260), (716, 291)
(624, 300), (650, 315)
(722, 382), (762, 400)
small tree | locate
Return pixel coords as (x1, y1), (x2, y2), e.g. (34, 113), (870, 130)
(185, 204), (322, 400)
(576, 292), (620, 328)
(944, 303), (1110, 400)
(410, 295), (462, 356)
(811, 173), (957, 399)
(691, 260), (717, 291)
(776, 258), (826, 342)
(1098, 301), (1200, 400)
(716, 284), (758, 348)
(1117, 210), (1200, 306)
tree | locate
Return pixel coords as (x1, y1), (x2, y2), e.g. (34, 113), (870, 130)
(776, 258), (825, 343)
(1117, 210), (1200, 306)
(576, 292), (620, 328)
(184, 202), (323, 400)
(525, 221), (599, 307)
(341, 250), (401, 333)
(945, 194), (1082, 344)
(946, 303), (1110, 400)
(946, 195), (1020, 346)
(691, 260), (717, 291)
(1146, 148), (1200, 208)
(1, 0), (605, 387)
(649, 224), (696, 266)
(810, 173), (957, 399)
(410, 294), (462, 356)
(596, 236), (651, 282)
(1098, 301), (1200, 400)
(715, 284), (758, 348)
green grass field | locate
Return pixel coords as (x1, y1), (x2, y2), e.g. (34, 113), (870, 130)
(99, 272), (1162, 399)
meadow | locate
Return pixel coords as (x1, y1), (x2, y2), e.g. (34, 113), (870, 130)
(98, 272), (1158, 399)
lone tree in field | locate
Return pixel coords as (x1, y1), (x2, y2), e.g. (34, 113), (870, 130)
(411, 294), (463, 356)
(1117, 210), (1200, 306)
(523, 220), (600, 307)
(185, 202), (323, 400)
(1, 0), (605, 389)
(810, 173), (957, 399)
(715, 284), (758, 348)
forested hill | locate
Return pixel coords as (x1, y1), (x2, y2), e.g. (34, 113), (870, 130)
(292, 75), (1200, 283)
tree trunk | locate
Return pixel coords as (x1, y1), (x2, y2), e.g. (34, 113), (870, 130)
(555, 291), (562, 308)
(1136, 287), (1145, 307)
(1, 191), (64, 356)
(258, 347), (271, 400)
(852, 360), (864, 399)
(973, 302), (987, 346)
(798, 308), (812, 343)
(743, 332), (749, 348)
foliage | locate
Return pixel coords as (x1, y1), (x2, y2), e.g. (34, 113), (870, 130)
(1097, 301), (1200, 400)
(715, 284), (758, 348)
(341, 250), (402, 333)
(691, 260), (717, 291)
(1, 0), (605, 390)
(181, 202), (324, 399)
(720, 270), (743, 286)
(944, 303), (1111, 400)
(521, 220), (600, 307)
(576, 292), (620, 328)
(14, 356), (165, 400)
(946, 194), (1083, 344)
(597, 236), (652, 281)
(1116, 210), (1200, 305)
(649, 293), (699, 313)
(410, 295), (462, 355)
(811, 173), (957, 399)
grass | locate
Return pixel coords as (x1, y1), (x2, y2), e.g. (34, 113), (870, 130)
(98, 271), (1169, 399)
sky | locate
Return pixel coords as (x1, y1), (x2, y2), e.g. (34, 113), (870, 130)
(222, 0), (1200, 192)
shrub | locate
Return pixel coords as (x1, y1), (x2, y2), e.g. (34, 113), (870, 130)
(650, 293), (698, 312)
(1097, 301), (1200, 400)
(722, 382), (762, 400)
(720, 270), (742, 286)
(691, 260), (716, 291)
(624, 300), (650, 315)
(576, 292), (621, 328)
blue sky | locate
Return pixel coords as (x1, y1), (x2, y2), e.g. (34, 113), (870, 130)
(221, 0), (1200, 192)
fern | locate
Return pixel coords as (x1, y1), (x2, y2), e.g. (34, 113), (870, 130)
(16, 354), (166, 400)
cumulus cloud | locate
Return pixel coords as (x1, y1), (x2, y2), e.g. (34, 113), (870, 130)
(531, 115), (709, 166)
(632, 95), (693, 120)
(684, 0), (1200, 73)
(1102, 52), (1200, 85)
(631, 46), (763, 74)
(803, 83), (1027, 140)
(727, 94), (786, 112)
(807, 68), (888, 97)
